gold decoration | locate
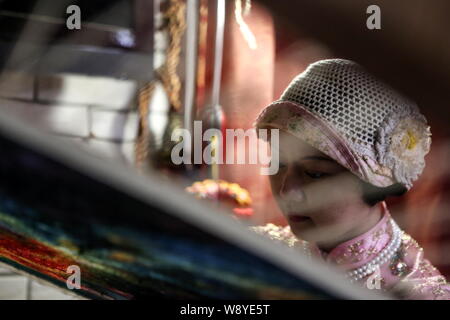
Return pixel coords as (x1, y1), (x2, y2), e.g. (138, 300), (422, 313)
(158, 0), (186, 111)
(135, 82), (155, 169)
(134, 0), (187, 168)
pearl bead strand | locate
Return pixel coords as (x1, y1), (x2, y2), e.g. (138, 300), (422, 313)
(346, 219), (403, 283)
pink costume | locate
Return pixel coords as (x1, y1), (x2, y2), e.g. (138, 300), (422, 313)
(251, 202), (450, 299)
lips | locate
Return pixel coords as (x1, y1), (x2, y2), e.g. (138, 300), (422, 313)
(287, 213), (311, 223)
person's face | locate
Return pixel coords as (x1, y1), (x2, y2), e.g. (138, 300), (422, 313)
(269, 131), (373, 248)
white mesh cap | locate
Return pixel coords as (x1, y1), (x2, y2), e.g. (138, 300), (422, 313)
(281, 59), (415, 148)
(256, 59), (432, 189)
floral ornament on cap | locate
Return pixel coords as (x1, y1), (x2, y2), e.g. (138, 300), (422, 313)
(375, 108), (431, 189)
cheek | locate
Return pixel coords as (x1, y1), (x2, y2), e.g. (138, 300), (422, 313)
(269, 175), (282, 197)
(309, 196), (365, 236)
(269, 175), (290, 215)
(304, 180), (363, 226)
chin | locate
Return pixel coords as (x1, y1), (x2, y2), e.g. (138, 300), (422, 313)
(289, 223), (315, 241)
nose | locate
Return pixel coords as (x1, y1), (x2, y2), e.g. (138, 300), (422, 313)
(279, 168), (306, 203)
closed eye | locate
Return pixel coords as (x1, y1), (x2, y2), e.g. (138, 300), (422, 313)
(305, 170), (329, 179)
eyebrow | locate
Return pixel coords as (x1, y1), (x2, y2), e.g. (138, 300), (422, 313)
(301, 156), (335, 162)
